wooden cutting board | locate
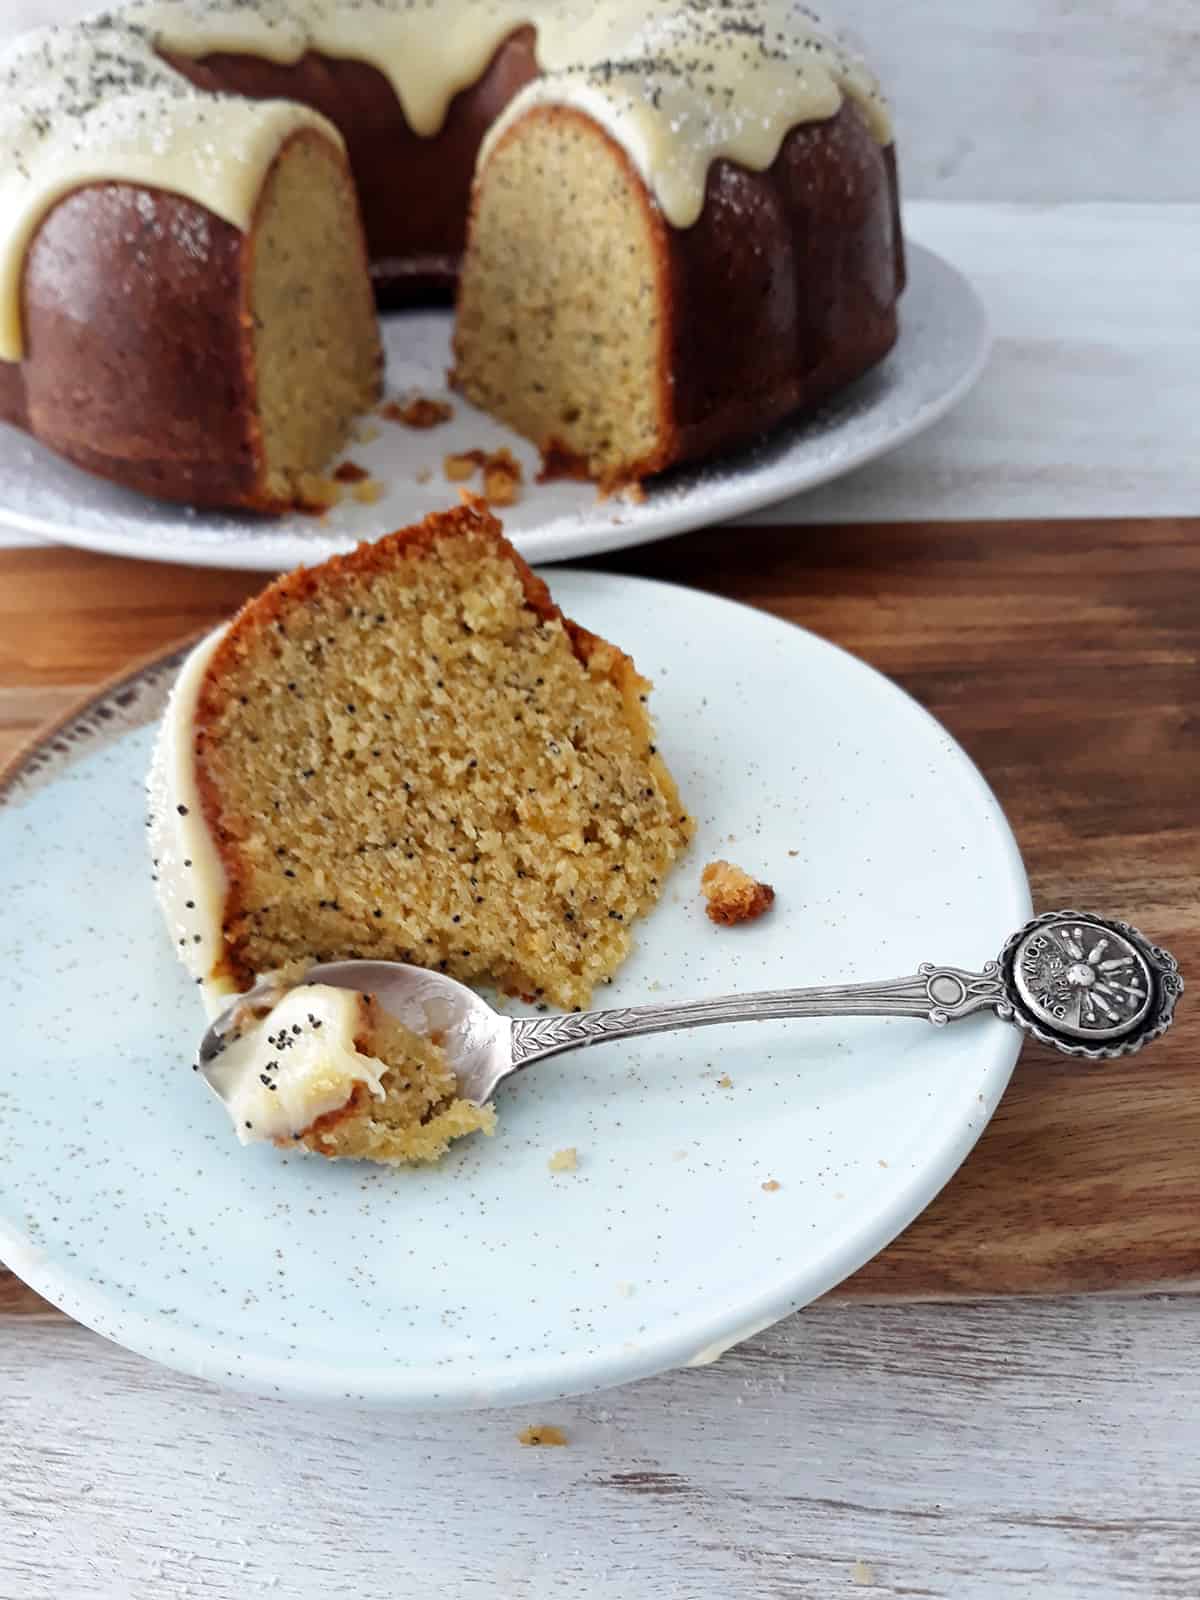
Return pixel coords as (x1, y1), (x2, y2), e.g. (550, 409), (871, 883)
(2, 517), (1196, 1321)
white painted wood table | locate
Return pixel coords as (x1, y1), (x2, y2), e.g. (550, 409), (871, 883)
(3, 5), (1199, 1597)
(5, 1299), (1200, 1598)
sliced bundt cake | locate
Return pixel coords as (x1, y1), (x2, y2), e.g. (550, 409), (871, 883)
(1, 3), (901, 507)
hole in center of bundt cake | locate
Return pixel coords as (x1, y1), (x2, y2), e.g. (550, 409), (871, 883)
(195, 518), (691, 1011)
(249, 131), (382, 505)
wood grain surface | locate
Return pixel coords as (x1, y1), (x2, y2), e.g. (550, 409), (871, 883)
(1, 519), (1196, 1323)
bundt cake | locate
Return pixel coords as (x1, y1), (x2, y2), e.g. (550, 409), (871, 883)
(147, 500), (693, 1022)
(0, 2), (903, 507)
(205, 982), (495, 1164)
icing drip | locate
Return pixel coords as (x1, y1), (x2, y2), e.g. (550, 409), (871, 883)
(147, 626), (236, 1019)
(481, 1), (891, 226)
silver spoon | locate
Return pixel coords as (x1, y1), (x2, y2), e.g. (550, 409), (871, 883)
(197, 911), (1182, 1109)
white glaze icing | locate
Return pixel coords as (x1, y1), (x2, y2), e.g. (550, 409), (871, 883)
(0, 1), (889, 358)
(205, 984), (387, 1145)
(477, 2), (890, 228)
(125, 0), (539, 135)
(147, 625), (234, 1019)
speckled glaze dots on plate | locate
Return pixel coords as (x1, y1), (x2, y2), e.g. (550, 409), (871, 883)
(0, 571), (1028, 1408)
(0, 244), (988, 570)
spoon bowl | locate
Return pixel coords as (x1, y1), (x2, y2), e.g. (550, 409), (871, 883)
(199, 961), (515, 1107)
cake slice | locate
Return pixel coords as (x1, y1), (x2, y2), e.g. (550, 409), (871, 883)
(207, 984), (493, 1166)
(150, 501), (693, 1022)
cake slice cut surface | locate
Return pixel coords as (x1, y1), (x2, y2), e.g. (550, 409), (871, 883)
(453, 106), (671, 486)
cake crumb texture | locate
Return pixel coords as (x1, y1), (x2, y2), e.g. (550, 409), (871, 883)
(701, 860), (776, 926)
(453, 108), (667, 487)
(252, 134), (382, 508)
(195, 502), (692, 1010)
(518, 1424), (568, 1447)
(548, 1146), (578, 1172)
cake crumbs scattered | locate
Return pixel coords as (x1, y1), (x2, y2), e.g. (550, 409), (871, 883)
(717, 1073), (734, 1089)
(353, 420), (382, 445)
(761, 1179), (781, 1192)
(382, 394), (454, 429)
(444, 449), (486, 482)
(351, 478), (386, 505)
(333, 460), (369, 483)
(788, 849), (800, 857)
(444, 446), (525, 505)
(878, 1159), (888, 1168)
(851, 1558), (876, 1586)
(518, 1424), (568, 1447)
(616, 1280), (636, 1298)
(548, 1146), (578, 1173)
(701, 859), (776, 926)
(483, 447), (523, 505)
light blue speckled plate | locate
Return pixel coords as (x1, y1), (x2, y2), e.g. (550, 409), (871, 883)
(0, 572), (1029, 1408)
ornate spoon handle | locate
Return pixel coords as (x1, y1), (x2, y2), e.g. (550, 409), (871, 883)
(510, 911), (1183, 1069)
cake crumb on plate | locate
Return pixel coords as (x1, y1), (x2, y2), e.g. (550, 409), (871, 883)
(548, 1146), (578, 1173)
(482, 447), (523, 506)
(518, 1424), (568, 1447)
(444, 449), (486, 482)
(382, 394), (453, 429)
(701, 859), (775, 925)
(445, 447), (524, 505)
(717, 1073), (734, 1089)
(761, 1179), (781, 1192)
(851, 1558), (875, 1586)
